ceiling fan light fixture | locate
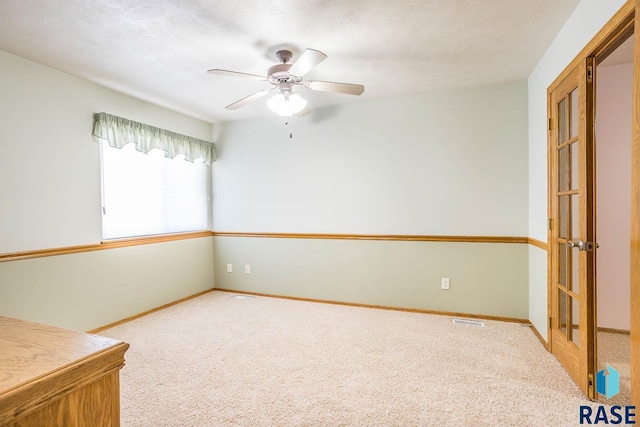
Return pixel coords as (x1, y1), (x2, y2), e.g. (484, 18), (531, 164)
(267, 92), (307, 117)
(209, 48), (364, 114)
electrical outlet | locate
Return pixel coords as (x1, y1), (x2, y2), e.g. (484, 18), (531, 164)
(441, 278), (450, 290)
(245, 264), (251, 274)
(226, 264), (232, 273)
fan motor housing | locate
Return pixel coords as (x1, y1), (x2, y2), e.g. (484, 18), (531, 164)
(268, 63), (295, 83)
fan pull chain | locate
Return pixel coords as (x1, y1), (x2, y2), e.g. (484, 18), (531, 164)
(285, 120), (293, 139)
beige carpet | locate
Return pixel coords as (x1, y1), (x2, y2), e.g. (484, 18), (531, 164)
(101, 291), (621, 426)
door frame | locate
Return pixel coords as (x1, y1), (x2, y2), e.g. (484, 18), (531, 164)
(545, 0), (638, 406)
(632, 0), (640, 409)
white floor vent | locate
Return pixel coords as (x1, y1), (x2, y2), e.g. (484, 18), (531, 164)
(233, 295), (256, 300)
(452, 318), (485, 327)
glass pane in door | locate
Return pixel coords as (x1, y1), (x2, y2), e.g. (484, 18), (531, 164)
(559, 290), (567, 336)
(559, 146), (569, 192)
(559, 195), (569, 238)
(559, 243), (567, 287)
(570, 88), (578, 139)
(570, 194), (580, 239)
(559, 98), (567, 143)
(571, 142), (580, 190)
(571, 194), (580, 294)
(571, 297), (580, 347)
(572, 246), (580, 295)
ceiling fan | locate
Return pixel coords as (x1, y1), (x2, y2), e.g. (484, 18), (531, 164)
(207, 48), (365, 117)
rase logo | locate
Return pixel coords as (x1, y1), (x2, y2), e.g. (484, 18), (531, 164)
(597, 365), (620, 399)
(579, 366), (636, 425)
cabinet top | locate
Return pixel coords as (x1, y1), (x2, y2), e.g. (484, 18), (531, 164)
(0, 315), (128, 391)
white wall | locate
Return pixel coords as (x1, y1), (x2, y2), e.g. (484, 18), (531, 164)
(596, 62), (632, 330)
(0, 50), (213, 253)
(527, 0), (627, 339)
(212, 81), (530, 318)
(0, 50), (215, 330)
(214, 80), (528, 236)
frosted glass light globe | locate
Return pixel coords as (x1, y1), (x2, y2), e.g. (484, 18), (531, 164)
(267, 92), (307, 117)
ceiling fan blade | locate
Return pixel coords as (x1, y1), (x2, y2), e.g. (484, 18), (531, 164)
(207, 69), (266, 81)
(296, 106), (312, 117)
(225, 90), (271, 110)
(288, 49), (327, 77)
(304, 80), (365, 96)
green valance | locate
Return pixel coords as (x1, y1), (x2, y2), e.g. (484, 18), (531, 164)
(92, 112), (217, 164)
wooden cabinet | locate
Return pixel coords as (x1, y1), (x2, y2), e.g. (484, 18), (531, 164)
(0, 316), (129, 426)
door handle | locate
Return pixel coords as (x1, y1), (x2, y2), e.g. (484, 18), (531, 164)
(567, 240), (584, 250)
(567, 240), (598, 252)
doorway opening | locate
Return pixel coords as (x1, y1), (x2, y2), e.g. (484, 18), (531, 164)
(594, 31), (634, 405)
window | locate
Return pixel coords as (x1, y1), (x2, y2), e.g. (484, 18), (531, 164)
(100, 143), (210, 239)
(93, 112), (216, 240)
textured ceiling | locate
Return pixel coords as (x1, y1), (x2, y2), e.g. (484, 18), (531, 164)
(0, 0), (581, 123)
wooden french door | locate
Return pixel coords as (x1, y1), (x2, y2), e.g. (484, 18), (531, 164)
(548, 57), (597, 399)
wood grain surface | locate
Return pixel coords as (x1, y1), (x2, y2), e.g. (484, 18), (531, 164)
(0, 316), (129, 426)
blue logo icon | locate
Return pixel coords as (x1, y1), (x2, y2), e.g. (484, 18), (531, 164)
(596, 365), (620, 399)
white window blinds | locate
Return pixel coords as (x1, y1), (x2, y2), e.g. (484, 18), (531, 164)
(93, 113), (215, 239)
